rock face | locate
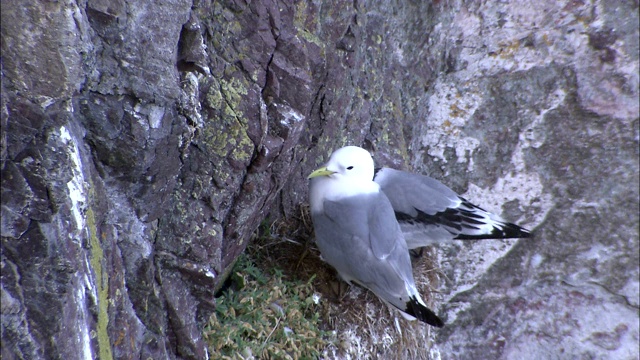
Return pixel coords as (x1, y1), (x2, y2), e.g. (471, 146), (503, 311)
(1, 1), (638, 360)
(413, 2), (640, 358)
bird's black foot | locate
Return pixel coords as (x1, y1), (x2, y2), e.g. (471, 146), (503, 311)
(409, 247), (424, 259)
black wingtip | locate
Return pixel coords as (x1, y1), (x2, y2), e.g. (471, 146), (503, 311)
(406, 296), (444, 327)
(455, 221), (532, 240)
(507, 223), (532, 238)
(460, 199), (532, 239)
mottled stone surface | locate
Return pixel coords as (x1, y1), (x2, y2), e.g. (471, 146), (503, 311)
(1, 0), (638, 359)
(407, 2), (640, 359)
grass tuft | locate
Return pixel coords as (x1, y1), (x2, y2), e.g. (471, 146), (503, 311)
(204, 252), (330, 359)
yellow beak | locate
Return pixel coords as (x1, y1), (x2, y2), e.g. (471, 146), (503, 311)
(308, 166), (336, 179)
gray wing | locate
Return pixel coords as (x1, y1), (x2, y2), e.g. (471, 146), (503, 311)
(374, 168), (460, 216)
(374, 168), (531, 249)
(312, 192), (412, 300)
(312, 191), (443, 326)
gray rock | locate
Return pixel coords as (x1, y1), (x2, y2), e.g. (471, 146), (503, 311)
(1, 0), (637, 359)
(405, 2), (639, 359)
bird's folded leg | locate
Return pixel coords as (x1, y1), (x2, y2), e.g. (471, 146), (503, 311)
(294, 237), (312, 271)
(329, 279), (351, 302)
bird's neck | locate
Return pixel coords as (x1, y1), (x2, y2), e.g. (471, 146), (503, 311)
(309, 177), (379, 214)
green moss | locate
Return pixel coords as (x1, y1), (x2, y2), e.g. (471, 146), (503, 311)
(87, 208), (114, 360)
(204, 254), (329, 359)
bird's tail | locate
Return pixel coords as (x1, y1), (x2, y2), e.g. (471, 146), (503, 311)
(404, 296), (444, 327)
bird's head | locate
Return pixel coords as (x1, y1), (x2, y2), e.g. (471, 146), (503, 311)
(308, 146), (375, 182)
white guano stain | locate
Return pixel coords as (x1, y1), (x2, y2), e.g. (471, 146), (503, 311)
(436, 81), (559, 320)
(419, 81), (482, 170)
(81, 265), (98, 358)
(76, 274), (94, 360)
(59, 126), (88, 232)
(147, 104), (165, 129)
(276, 103), (305, 127)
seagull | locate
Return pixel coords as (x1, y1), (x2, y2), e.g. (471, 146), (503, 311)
(308, 146), (443, 327)
(374, 168), (531, 249)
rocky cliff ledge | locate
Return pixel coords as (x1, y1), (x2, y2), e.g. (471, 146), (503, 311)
(2, 1), (638, 359)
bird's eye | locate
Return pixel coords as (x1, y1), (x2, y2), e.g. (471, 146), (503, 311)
(346, 166), (354, 170)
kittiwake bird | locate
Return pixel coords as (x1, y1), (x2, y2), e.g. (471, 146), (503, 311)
(308, 146), (444, 327)
(374, 168), (532, 250)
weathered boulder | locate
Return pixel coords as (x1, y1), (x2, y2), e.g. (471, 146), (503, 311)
(1, 0), (638, 359)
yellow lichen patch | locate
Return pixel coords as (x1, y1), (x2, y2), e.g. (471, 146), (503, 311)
(294, 1), (309, 30)
(448, 103), (466, 118)
(294, 1), (324, 50)
(205, 81), (224, 110)
(87, 207), (114, 360)
(219, 77), (249, 115)
(202, 76), (254, 163)
(229, 127), (254, 165)
(498, 40), (521, 59)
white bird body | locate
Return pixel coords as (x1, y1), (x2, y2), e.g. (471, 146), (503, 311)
(308, 146), (443, 327)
